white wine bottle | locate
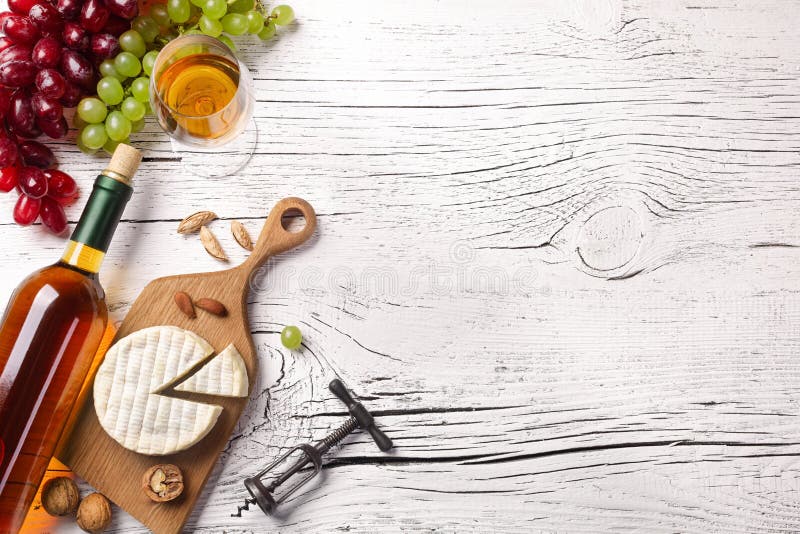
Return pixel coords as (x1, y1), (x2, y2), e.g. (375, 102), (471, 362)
(0, 144), (141, 533)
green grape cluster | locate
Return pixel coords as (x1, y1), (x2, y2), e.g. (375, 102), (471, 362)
(170, 0), (293, 47)
(75, 2), (295, 155)
(75, 21), (161, 154)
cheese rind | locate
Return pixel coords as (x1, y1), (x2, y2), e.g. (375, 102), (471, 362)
(93, 326), (242, 456)
(175, 343), (249, 397)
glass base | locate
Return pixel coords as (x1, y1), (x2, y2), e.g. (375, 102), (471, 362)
(172, 118), (258, 178)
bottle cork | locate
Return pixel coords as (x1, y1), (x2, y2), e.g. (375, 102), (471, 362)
(104, 143), (142, 184)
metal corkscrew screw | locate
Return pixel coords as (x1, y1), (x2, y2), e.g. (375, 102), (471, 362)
(233, 379), (393, 517)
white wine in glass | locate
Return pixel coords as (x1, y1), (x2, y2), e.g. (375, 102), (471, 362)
(150, 35), (257, 176)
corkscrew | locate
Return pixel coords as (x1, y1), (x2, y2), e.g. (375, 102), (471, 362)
(233, 379), (393, 517)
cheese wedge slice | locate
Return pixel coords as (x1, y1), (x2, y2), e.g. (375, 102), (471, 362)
(175, 343), (248, 397)
(93, 326), (247, 456)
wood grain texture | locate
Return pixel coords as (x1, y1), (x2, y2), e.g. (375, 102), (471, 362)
(0, 0), (799, 531)
(58, 199), (315, 533)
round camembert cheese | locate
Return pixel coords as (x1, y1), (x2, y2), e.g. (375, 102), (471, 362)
(93, 326), (248, 456)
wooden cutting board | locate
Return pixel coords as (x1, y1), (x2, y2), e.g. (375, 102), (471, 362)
(58, 197), (316, 534)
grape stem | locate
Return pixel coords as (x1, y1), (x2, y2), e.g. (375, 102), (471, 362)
(254, 0), (270, 18)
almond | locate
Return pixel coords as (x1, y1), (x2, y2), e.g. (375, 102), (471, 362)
(199, 226), (228, 262)
(231, 220), (253, 251)
(195, 298), (228, 317)
(177, 211), (217, 234)
(174, 291), (195, 319)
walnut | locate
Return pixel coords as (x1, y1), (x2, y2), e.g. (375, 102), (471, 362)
(76, 493), (112, 533)
(143, 463), (184, 502)
(41, 476), (80, 516)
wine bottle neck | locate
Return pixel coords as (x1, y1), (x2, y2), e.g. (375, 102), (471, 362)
(61, 174), (133, 274)
(61, 241), (106, 274)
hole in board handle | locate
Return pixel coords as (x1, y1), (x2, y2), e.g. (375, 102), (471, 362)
(281, 208), (306, 233)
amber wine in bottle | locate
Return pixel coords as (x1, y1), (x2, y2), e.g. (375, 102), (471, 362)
(0, 144), (142, 533)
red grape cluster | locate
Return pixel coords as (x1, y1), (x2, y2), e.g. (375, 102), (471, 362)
(0, 0), (138, 139)
(0, 0), (137, 232)
(0, 138), (77, 233)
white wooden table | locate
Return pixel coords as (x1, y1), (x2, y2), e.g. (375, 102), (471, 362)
(4, 0), (800, 531)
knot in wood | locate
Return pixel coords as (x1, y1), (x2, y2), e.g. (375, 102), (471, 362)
(575, 205), (644, 277)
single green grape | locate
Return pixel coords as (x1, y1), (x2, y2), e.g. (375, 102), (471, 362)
(76, 130), (98, 154)
(132, 17), (159, 43)
(131, 76), (150, 102)
(77, 97), (108, 124)
(227, 0), (254, 13)
(280, 325), (302, 350)
(81, 124), (108, 150)
(202, 0), (226, 20)
(120, 97), (146, 122)
(257, 21), (276, 40)
(167, 0), (190, 23)
(119, 30), (147, 57)
(245, 10), (264, 34)
(131, 118), (146, 133)
(218, 34), (236, 51)
(73, 114), (87, 130)
(105, 111), (132, 142)
(221, 13), (248, 35)
(97, 76), (124, 105)
(142, 50), (159, 76)
(114, 52), (142, 78)
(199, 15), (223, 37)
(271, 5), (294, 25)
(184, 28), (203, 35)
(103, 137), (124, 155)
(149, 4), (170, 27)
(99, 59), (126, 81)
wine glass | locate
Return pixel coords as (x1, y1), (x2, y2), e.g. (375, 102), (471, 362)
(150, 34), (257, 177)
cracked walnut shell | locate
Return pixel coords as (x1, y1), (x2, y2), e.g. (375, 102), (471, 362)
(143, 463), (184, 502)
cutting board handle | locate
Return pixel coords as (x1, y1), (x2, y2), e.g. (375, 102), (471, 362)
(239, 197), (317, 275)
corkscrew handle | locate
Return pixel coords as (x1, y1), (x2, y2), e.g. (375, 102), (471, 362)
(329, 379), (393, 452)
